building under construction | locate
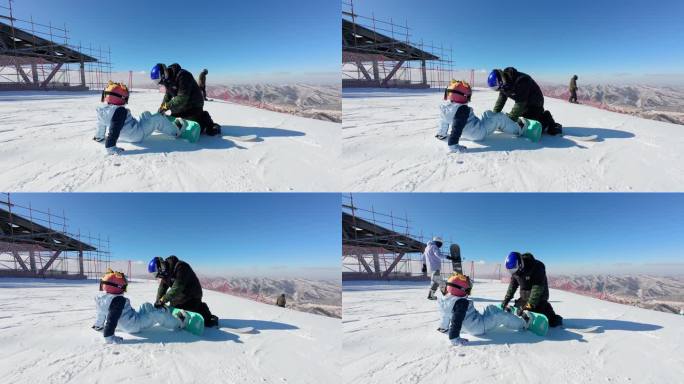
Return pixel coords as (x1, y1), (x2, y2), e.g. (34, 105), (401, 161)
(0, 1), (111, 91)
(342, 0), (457, 89)
(0, 194), (111, 279)
(342, 195), (502, 281)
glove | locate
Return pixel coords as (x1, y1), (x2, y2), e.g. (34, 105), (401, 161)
(158, 102), (170, 114)
(501, 300), (510, 312)
(154, 299), (165, 309)
(446, 255), (454, 261)
(421, 264), (427, 273)
(517, 303), (532, 317)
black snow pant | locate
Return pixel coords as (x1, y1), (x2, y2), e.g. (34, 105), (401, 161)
(200, 85), (207, 101)
(448, 298), (469, 340)
(520, 105), (561, 135)
(515, 297), (562, 327)
(172, 107), (219, 136)
(569, 89), (578, 103)
(174, 297), (216, 326)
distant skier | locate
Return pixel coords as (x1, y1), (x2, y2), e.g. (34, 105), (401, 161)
(276, 293), (286, 308)
(150, 63), (221, 136)
(435, 80), (538, 153)
(92, 268), (186, 344)
(487, 67), (564, 135)
(148, 255), (219, 327)
(424, 236), (451, 300)
(569, 75), (579, 104)
(437, 272), (528, 346)
(93, 81), (184, 155)
(198, 69), (209, 101)
(501, 252), (563, 327)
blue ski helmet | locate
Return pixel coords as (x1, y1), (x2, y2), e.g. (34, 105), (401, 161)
(150, 64), (165, 84)
(487, 69), (502, 90)
(147, 256), (169, 277)
(505, 251), (522, 273)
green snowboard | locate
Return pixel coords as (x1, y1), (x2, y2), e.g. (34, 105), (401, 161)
(520, 118), (542, 142)
(171, 307), (205, 336)
(498, 304), (549, 337)
(166, 116), (201, 143)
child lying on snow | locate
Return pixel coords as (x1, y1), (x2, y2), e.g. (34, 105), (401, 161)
(436, 80), (535, 153)
(93, 81), (189, 155)
(92, 268), (187, 344)
(437, 273), (528, 346)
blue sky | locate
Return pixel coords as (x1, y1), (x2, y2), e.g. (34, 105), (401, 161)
(347, 193), (684, 275)
(13, 0), (340, 84)
(6, 193), (340, 279)
(348, 0), (684, 85)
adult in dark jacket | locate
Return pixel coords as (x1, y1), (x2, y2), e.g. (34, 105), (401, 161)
(501, 252), (563, 327)
(148, 255), (219, 327)
(488, 67), (563, 135)
(569, 75), (579, 104)
(276, 293), (286, 308)
(150, 63), (220, 135)
(198, 69), (209, 101)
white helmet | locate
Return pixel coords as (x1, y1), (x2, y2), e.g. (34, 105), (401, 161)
(432, 236), (443, 243)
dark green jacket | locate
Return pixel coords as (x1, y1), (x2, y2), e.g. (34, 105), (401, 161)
(493, 67), (545, 121)
(156, 256), (204, 306)
(569, 76), (578, 91)
(503, 253), (550, 309)
(162, 64), (205, 114)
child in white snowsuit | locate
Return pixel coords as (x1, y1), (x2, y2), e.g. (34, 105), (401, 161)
(437, 80), (524, 153)
(92, 269), (184, 344)
(94, 81), (182, 155)
(437, 273), (526, 346)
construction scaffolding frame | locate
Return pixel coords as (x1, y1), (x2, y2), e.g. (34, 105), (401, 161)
(342, 194), (502, 282)
(0, 0), (112, 91)
(342, 0), (455, 89)
(0, 193), (111, 280)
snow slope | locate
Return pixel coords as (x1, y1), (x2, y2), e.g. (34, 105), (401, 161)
(342, 280), (684, 384)
(342, 88), (684, 191)
(0, 278), (340, 384)
(0, 90), (340, 191)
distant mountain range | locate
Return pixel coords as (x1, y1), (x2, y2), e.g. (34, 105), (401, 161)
(549, 274), (684, 314)
(206, 84), (341, 123)
(541, 84), (684, 125)
(199, 276), (341, 318)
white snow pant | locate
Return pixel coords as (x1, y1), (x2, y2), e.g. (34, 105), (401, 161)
(436, 110), (521, 142)
(430, 270), (441, 292)
(462, 305), (524, 336)
(118, 112), (178, 143)
(117, 302), (181, 334)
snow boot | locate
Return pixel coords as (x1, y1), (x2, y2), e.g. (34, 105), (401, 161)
(105, 146), (125, 156)
(437, 327), (448, 334)
(435, 134), (447, 141)
(450, 337), (469, 346)
(173, 118), (187, 137)
(518, 117), (542, 142)
(448, 144), (467, 153)
(547, 123), (563, 136)
(205, 315), (219, 327)
(175, 309), (189, 329)
(104, 335), (123, 344)
(427, 291), (437, 300)
(521, 312), (532, 330)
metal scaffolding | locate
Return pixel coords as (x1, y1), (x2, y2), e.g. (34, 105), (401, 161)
(342, 0), (455, 89)
(0, 193), (111, 279)
(0, 0), (112, 91)
(342, 194), (502, 282)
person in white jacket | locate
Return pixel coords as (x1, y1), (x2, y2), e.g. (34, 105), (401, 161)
(437, 273), (527, 346)
(94, 81), (184, 155)
(436, 80), (529, 153)
(92, 269), (185, 344)
(424, 236), (448, 300)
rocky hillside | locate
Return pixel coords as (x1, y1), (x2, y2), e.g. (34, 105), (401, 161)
(541, 84), (684, 125)
(549, 274), (684, 314)
(199, 276), (341, 318)
(207, 83), (341, 123)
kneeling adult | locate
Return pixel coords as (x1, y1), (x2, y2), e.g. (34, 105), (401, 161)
(148, 255), (219, 327)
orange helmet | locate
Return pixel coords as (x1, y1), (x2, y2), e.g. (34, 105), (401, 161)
(444, 80), (472, 104)
(99, 268), (128, 294)
(101, 81), (129, 105)
(446, 273), (472, 297)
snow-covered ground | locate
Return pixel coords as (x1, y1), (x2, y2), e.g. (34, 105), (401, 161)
(0, 278), (340, 384)
(342, 88), (684, 191)
(342, 280), (684, 384)
(0, 90), (340, 191)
